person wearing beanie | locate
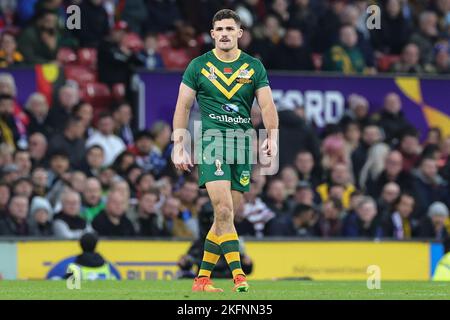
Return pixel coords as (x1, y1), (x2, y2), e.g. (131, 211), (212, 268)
(29, 196), (53, 236)
(418, 201), (449, 241)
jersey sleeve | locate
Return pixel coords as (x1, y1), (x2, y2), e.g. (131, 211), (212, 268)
(254, 59), (269, 90)
(181, 59), (199, 91)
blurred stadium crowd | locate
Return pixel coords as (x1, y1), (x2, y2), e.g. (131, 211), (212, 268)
(0, 0), (449, 244)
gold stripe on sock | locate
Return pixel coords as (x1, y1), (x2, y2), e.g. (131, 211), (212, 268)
(203, 251), (220, 264)
(218, 233), (239, 244)
(198, 269), (212, 278)
(224, 251), (240, 263)
(232, 268), (245, 278)
(206, 231), (220, 244)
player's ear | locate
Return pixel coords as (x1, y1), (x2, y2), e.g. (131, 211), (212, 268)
(210, 28), (215, 39)
(238, 27), (243, 38)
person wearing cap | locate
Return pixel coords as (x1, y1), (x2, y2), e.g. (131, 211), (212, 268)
(29, 196), (53, 236)
(66, 232), (117, 280)
(418, 201), (449, 241)
(0, 163), (20, 185)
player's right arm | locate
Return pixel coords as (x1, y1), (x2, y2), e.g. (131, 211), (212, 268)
(172, 82), (196, 172)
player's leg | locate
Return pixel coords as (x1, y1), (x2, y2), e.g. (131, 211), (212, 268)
(230, 190), (250, 292)
(192, 159), (230, 292)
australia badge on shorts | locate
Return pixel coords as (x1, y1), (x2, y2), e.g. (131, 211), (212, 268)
(214, 159), (224, 176)
(239, 170), (250, 186)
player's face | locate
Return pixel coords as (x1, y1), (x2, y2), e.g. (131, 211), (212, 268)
(211, 19), (243, 52)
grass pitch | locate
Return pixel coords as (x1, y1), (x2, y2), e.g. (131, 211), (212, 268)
(0, 280), (448, 300)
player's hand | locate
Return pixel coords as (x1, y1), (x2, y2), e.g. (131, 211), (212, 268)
(261, 137), (277, 157)
(173, 144), (193, 172)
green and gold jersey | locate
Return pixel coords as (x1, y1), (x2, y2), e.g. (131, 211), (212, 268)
(182, 49), (269, 137)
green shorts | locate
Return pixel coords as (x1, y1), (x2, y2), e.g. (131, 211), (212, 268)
(197, 140), (252, 193)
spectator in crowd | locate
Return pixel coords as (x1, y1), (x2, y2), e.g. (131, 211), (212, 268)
(46, 150), (71, 205)
(136, 32), (165, 70)
(410, 11), (439, 67)
(74, 0), (110, 48)
(86, 112), (126, 167)
(390, 43), (425, 73)
(269, 27), (314, 71)
(29, 196), (53, 236)
(78, 144), (104, 178)
(31, 166), (48, 197)
(72, 102), (94, 138)
(433, 43), (450, 74)
(294, 150), (321, 189)
(375, 92), (412, 145)
(343, 120), (361, 154)
(370, 0), (412, 55)
(277, 108), (320, 169)
(359, 142), (390, 191)
(17, 9), (61, 64)
(280, 166), (299, 200)
(314, 198), (344, 237)
(112, 101), (135, 147)
(24, 92), (50, 136)
(252, 15), (282, 64)
(0, 182), (10, 217)
(145, 0), (182, 33)
(12, 176), (34, 200)
(314, 0), (346, 52)
(0, 194), (30, 236)
(69, 171), (87, 195)
(289, 0), (318, 46)
(13, 148), (32, 177)
(397, 128), (421, 172)
(412, 156), (449, 218)
(80, 177), (105, 223)
(92, 190), (135, 237)
(135, 172), (155, 199)
(323, 24), (367, 74)
(149, 121), (174, 178)
(267, 203), (316, 237)
(383, 193), (417, 239)
(1, 163), (20, 185)
(343, 196), (383, 238)
(134, 190), (161, 237)
(317, 162), (356, 209)
(321, 133), (349, 173)
(288, 181), (317, 211)
(177, 178), (199, 222)
(128, 129), (154, 172)
(237, 178), (276, 238)
(97, 20), (140, 92)
(418, 201), (449, 241)
(46, 84), (80, 135)
(48, 116), (86, 168)
(264, 178), (290, 216)
(0, 31), (24, 67)
(159, 196), (193, 238)
(0, 93), (20, 149)
(119, 0), (148, 36)
(340, 93), (371, 128)
(53, 189), (91, 239)
(112, 150), (136, 178)
(377, 182), (401, 221)
(351, 123), (383, 185)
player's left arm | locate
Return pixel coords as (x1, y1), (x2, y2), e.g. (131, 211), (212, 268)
(255, 86), (279, 156)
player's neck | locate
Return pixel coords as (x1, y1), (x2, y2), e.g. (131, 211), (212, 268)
(213, 47), (241, 63)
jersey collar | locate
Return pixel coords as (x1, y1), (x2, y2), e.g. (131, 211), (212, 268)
(212, 49), (241, 63)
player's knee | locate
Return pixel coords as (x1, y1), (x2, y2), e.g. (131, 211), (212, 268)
(214, 202), (233, 223)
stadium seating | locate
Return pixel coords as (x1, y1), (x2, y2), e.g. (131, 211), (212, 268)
(64, 65), (97, 87)
(77, 48), (98, 70)
(81, 82), (112, 121)
(57, 47), (77, 65)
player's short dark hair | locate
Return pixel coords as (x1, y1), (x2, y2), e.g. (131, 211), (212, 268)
(212, 9), (241, 28)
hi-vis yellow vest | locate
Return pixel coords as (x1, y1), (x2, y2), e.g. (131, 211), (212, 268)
(432, 253), (450, 281)
(68, 263), (116, 280)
